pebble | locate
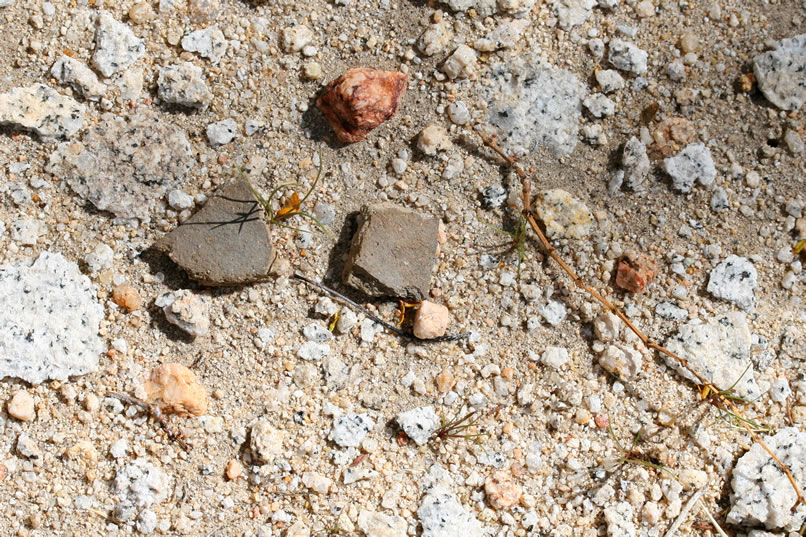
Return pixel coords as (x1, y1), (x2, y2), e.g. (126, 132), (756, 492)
(678, 468), (707, 491)
(484, 471), (523, 509)
(663, 312), (761, 400)
(127, 2), (155, 24)
(391, 158), (407, 174)
(109, 439), (128, 459)
(250, 420), (285, 463)
(442, 45), (477, 79)
(225, 459), (243, 481)
(474, 18), (528, 51)
(10, 218), (47, 245)
(621, 137), (650, 191)
(539, 300), (567, 326)
(206, 118), (239, 146)
(728, 427), (806, 530)
(413, 301), (450, 339)
(418, 464), (485, 537)
(302, 472), (332, 494)
(710, 186), (729, 213)
(540, 346), (569, 369)
(435, 369), (455, 393)
(615, 252), (658, 293)
(51, 55), (106, 101)
(8, 390), (35, 421)
(588, 38), (605, 58)
(181, 26), (228, 64)
(0, 252), (103, 384)
(136, 510), (158, 534)
(608, 39), (648, 74)
(282, 25), (314, 52)
(706, 254), (757, 310)
(396, 406), (439, 446)
(784, 129), (804, 154)
(357, 509), (407, 537)
(114, 459), (170, 521)
(667, 61), (686, 81)
(85, 243), (114, 273)
(595, 69), (624, 93)
(303, 62), (323, 80)
(534, 189), (594, 239)
(663, 143), (716, 193)
(297, 341), (331, 360)
(16, 433), (42, 461)
(92, 12), (145, 77)
(329, 413), (374, 447)
(144, 363), (208, 417)
(447, 101), (471, 125)
(417, 124), (453, 155)
(244, 119), (264, 136)
(582, 124), (607, 146)
(316, 68), (407, 143)
(604, 502), (636, 537)
(111, 283), (142, 312)
(482, 185), (507, 209)
(752, 34), (806, 111)
(594, 312), (621, 342)
(634, 0), (654, 17)
(655, 301), (688, 321)
(167, 189), (194, 211)
(583, 93), (615, 118)
(0, 84), (85, 140)
(156, 290), (210, 336)
(157, 62), (213, 109)
(652, 117), (697, 157)
(598, 344), (642, 379)
(549, 0), (596, 30)
(417, 21), (453, 56)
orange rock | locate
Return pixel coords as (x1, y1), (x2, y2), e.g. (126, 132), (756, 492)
(144, 363), (208, 417)
(484, 470), (522, 509)
(651, 117), (696, 157)
(615, 252), (658, 293)
(413, 300), (450, 339)
(226, 459), (243, 481)
(434, 368), (455, 393)
(317, 68), (407, 143)
(111, 284), (141, 312)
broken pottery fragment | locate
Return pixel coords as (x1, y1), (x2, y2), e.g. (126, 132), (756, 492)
(144, 363), (208, 417)
(317, 68), (407, 143)
(156, 180), (274, 286)
(343, 203), (439, 301)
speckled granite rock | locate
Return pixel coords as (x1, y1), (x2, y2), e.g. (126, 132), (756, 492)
(753, 33), (806, 111)
(0, 84), (85, 140)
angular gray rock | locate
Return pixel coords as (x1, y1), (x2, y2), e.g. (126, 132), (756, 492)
(707, 255), (757, 310)
(418, 464), (485, 537)
(155, 290), (210, 337)
(329, 413), (374, 448)
(663, 311), (761, 400)
(206, 118), (238, 146)
(46, 110), (194, 221)
(0, 84), (85, 141)
(441, 0), (535, 17)
(51, 55), (106, 101)
(113, 459), (171, 522)
(663, 142), (717, 193)
(157, 62), (213, 109)
(181, 26), (228, 64)
(608, 39), (648, 74)
(622, 137), (650, 191)
(92, 12), (145, 77)
(156, 180), (275, 286)
(753, 34), (806, 111)
(549, 0), (596, 31)
(343, 202), (439, 301)
(728, 427), (806, 531)
(487, 56), (585, 157)
(396, 406), (439, 446)
(0, 251), (104, 384)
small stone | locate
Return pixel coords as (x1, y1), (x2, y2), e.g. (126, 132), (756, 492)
(343, 203), (439, 301)
(652, 117), (697, 157)
(110, 439), (128, 458)
(17, 433), (42, 461)
(329, 413), (374, 448)
(435, 369), (456, 393)
(418, 464), (485, 537)
(634, 0), (654, 17)
(549, 0), (596, 30)
(396, 406), (439, 446)
(168, 189), (193, 211)
(157, 62), (213, 109)
(447, 101), (471, 125)
(595, 69), (625, 93)
(663, 143), (717, 193)
(250, 420), (285, 463)
(156, 180), (274, 285)
(583, 93), (615, 118)
(417, 124), (452, 155)
(136, 510), (158, 534)
(92, 12), (145, 77)
(128, 2), (155, 24)
(667, 61), (686, 81)
(225, 459), (243, 481)
(539, 300), (567, 326)
(303, 62), (322, 80)
(297, 341), (330, 360)
(540, 346), (569, 369)
(707, 255), (757, 310)
(206, 118), (238, 147)
(114, 459), (170, 520)
(181, 26), (228, 64)
(0, 84), (85, 140)
(534, 189), (594, 239)
(85, 243), (114, 273)
(473, 18), (528, 51)
(357, 510), (407, 537)
(753, 34), (806, 111)
(599, 344), (642, 379)
(413, 301), (450, 339)
(51, 55), (106, 101)
(594, 414), (609, 429)
(655, 302), (688, 321)
(608, 39), (648, 74)
(622, 137), (650, 191)
(784, 129), (805, 154)
(582, 124), (607, 146)
(10, 218), (47, 246)
(442, 45), (477, 79)
(111, 284), (141, 312)
(604, 502), (636, 537)
(710, 187), (729, 213)
(282, 25), (313, 52)
(678, 469), (707, 491)
(8, 390), (35, 421)
(317, 68), (407, 143)
(484, 471), (522, 509)
(615, 252), (658, 293)
(417, 21), (452, 56)
(156, 290), (210, 336)
(588, 38), (605, 58)
(144, 363), (208, 417)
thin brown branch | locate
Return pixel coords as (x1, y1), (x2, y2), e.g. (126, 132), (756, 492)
(108, 392), (192, 452)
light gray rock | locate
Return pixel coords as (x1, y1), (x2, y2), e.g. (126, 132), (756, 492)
(357, 510), (407, 537)
(604, 502), (636, 537)
(753, 34), (806, 111)
(297, 342), (330, 360)
(540, 346), (569, 369)
(16, 433), (42, 461)
(206, 118), (238, 146)
(583, 93), (615, 118)
(113, 459), (170, 522)
(599, 344), (642, 379)
(0, 252), (103, 384)
(329, 413), (374, 448)
(663, 143), (717, 193)
(181, 26), (228, 64)
(622, 137), (650, 191)
(10, 217), (47, 245)
(441, 0), (535, 17)
(655, 301), (688, 321)
(549, 0), (596, 30)
(487, 56), (585, 157)
(157, 62), (213, 109)
(707, 255), (757, 310)
(710, 186), (729, 212)
(46, 111), (193, 221)
(608, 39), (648, 74)
(92, 12), (145, 77)
(539, 300), (567, 326)
(0, 84), (85, 140)
(728, 427), (806, 530)
(250, 420), (285, 464)
(155, 290), (210, 337)
(472, 18), (528, 51)
(167, 189), (193, 210)
(663, 312), (761, 400)
(396, 406), (439, 446)
(136, 510), (158, 534)
(596, 69), (625, 93)
(51, 55), (106, 100)
(418, 464), (485, 537)
(84, 243), (114, 273)
(0, 0), (14, 7)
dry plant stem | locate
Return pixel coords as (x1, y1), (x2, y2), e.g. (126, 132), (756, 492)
(477, 129), (806, 511)
(663, 485), (707, 537)
(108, 392), (192, 452)
(699, 500), (729, 537)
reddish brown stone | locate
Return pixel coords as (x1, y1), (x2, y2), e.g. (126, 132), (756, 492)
(615, 252), (658, 293)
(651, 117), (696, 157)
(316, 68), (407, 143)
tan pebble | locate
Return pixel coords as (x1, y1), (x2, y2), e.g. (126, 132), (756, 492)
(111, 284), (141, 312)
(678, 32), (699, 53)
(316, 68), (407, 143)
(434, 368), (455, 393)
(212, 389), (225, 400)
(484, 470), (522, 509)
(303, 62), (322, 80)
(502, 422), (514, 435)
(594, 413), (609, 429)
(8, 391), (35, 422)
(66, 440), (98, 465)
(27, 513), (42, 530)
(417, 124), (453, 155)
(574, 408), (591, 425)
(500, 367), (515, 381)
(413, 301), (450, 339)
(144, 363), (208, 417)
(84, 393), (100, 413)
(792, 405), (806, 424)
(128, 2), (155, 24)
(226, 459), (243, 481)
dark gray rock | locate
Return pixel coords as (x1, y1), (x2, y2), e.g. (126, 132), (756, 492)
(156, 180), (274, 286)
(342, 202), (439, 301)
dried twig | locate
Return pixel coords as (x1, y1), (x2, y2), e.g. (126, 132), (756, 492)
(663, 485), (707, 537)
(108, 392), (192, 452)
(476, 127), (806, 511)
(698, 499), (729, 537)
